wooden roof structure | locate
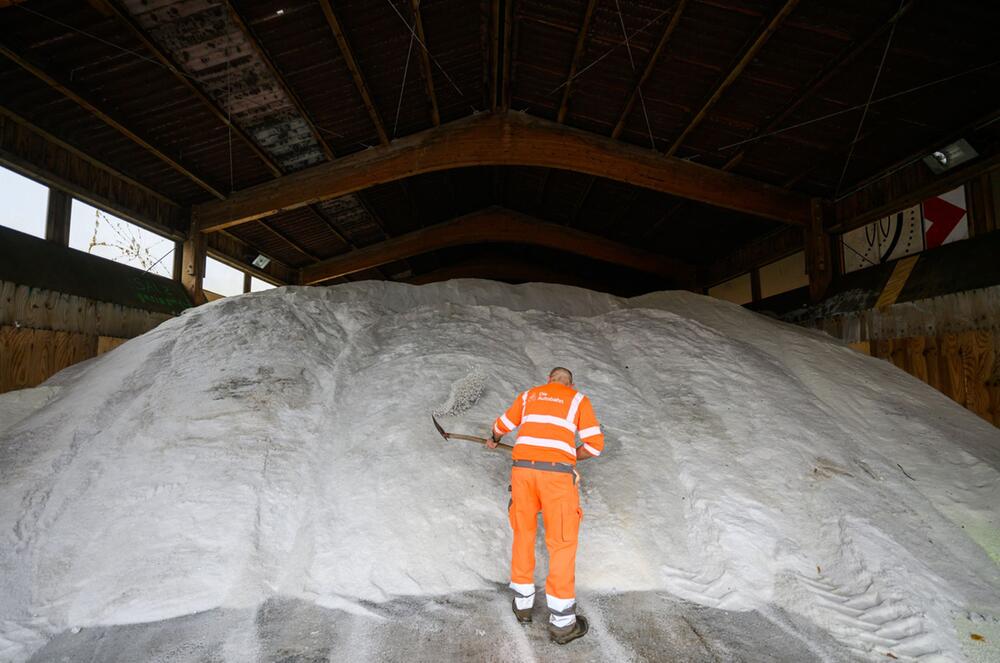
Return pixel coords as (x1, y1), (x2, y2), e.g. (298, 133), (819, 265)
(1, 0), (998, 296)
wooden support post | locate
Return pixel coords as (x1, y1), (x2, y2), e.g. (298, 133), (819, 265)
(967, 171), (999, 237)
(45, 188), (72, 245)
(750, 268), (762, 303)
(806, 198), (833, 303)
(172, 239), (184, 281)
(243, 272), (252, 294)
(181, 222), (207, 305)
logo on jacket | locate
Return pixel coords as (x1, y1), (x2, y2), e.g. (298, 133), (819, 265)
(535, 393), (564, 404)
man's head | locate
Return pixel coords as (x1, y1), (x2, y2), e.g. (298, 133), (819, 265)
(548, 367), (574, 386)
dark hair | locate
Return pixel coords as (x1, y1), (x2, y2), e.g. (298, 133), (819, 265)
(549, 367), (573, 383)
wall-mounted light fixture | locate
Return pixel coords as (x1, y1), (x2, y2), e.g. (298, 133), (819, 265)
(922, 139), (978, 174)
(252, 254), (271, 269)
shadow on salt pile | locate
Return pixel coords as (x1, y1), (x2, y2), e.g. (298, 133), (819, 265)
(30, 591), (854, 662)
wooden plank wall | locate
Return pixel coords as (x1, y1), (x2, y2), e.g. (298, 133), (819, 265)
(852, 331), (1000, 427)
(0, 280), (170, 394)
(0, 281), (171, 338)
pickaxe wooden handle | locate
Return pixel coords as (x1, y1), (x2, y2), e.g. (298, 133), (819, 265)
(432, 415), (514, 452)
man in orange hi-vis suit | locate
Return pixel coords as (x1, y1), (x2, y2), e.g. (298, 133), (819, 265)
(487, 366), (604, 645)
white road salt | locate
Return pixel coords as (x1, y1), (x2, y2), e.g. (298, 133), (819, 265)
(1, 281), (997, 662)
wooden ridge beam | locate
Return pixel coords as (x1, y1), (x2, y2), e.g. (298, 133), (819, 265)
(556, 0), (598, 124)
(409, 0), (440, 126)
(0, 44), (226, 200)
(612, 0), (689, 140)
(221, 0), (336, 160)
(299, 207), (696, 285)
(103, 0), (283, 178)
(194, 112), (812, 232)
(318, 0), (390, 145)
(665, 0), (799, 156)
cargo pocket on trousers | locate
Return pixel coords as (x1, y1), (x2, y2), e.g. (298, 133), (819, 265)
(560, 503), (582, 543)
(507, 485), (515, 529)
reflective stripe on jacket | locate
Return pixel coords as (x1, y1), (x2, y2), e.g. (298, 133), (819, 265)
(493, 381), (604, 464)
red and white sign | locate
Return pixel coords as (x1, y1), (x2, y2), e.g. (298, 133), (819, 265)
(922, 186), (968, 249)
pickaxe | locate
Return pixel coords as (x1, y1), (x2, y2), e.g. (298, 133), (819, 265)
(432, 415), (513, 453)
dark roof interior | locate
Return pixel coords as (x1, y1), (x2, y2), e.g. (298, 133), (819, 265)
(2, 0), (998, 294)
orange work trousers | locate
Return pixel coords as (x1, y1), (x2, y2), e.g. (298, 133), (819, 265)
(508, 465), (582, 600)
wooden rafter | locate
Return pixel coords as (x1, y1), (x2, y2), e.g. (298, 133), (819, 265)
(645, 3), (913, 240)
(318, 0), (390, 146)
(556, 0), (598, 124)
(0, 45), (226, 200)
(0, 106), (180, 215)
(611, 0), (689, 140)
(209, 231), (296, 285)
(0, 95), (300, 285)
(110, 1), (350, 272)
(194, 112), (813, 231)
(507, 0), (525, 112)
(256, 220), (320, 263)
(300, 207), (696, 285)
(220, 1), (395, 271)
(500, 0), (515, 111)
(723, 0), (915, 172)
(490, 0), (501, 110)
(570, 0), (689, 233)
(833, 113), (1000, 234)
(664, 0), (800, 157)
(220, 0), (335, 161)
(103, 0), (283, 178)
(409, 0), (440, 126)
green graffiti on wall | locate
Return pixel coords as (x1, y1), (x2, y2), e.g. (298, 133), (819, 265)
(131, 275), (190, 312)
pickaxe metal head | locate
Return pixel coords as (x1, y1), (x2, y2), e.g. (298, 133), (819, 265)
(431, 415), (450, 440)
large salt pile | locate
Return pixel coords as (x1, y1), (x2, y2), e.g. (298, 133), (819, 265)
(1, 282), (998, 662)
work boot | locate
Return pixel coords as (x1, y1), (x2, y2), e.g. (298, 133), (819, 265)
(549, 615), (589, 645)
(511, 598), (532, 624)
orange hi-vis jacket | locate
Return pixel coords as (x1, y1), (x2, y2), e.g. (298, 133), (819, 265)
(493, 381), (604, 464)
